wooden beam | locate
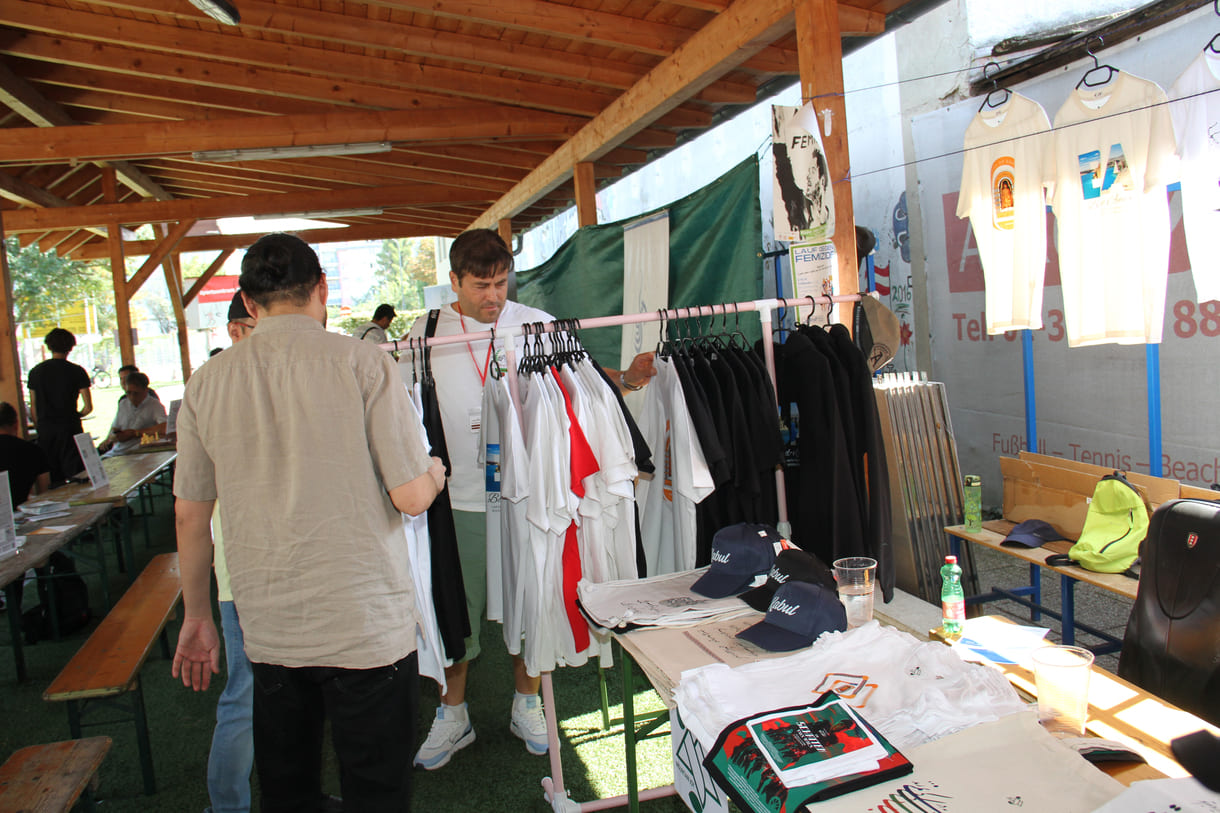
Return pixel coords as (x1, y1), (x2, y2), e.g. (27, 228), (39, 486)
(0, 61), (172, 201)
(183, 250), (235, 306)
(0, 214), (26, 432)
(75, 224), (442, 261)
(156, 224), (192, 383)
(795, 0), (857, 310)
(470, 0), (794, 228)
(2, 183), (499, 234)
(102, 168), (135, 365)
(126, 219), (195, 300)
(0, 1), (711, 122)
(0, 104), (582, 164)
(573, 162), (598, 228)
(0, 172), (136, 241)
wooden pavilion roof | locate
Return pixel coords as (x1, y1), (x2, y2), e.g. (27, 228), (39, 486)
(0, 0), (941, 260)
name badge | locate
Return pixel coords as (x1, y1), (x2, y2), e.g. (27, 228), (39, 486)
(468, 407), (481, 434)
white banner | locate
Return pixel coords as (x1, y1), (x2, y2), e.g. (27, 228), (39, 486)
(621, 210), (670, 374)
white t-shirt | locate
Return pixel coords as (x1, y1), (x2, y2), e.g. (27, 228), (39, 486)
(403, 299), (555, 511)
(1047, 71), (1178, 346)
(958, 93), (1052, 333)
(1169, 50), (1220, 304)
(108, 395), (168, 454)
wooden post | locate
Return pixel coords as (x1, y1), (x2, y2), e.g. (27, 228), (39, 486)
(498, 219), (517, 300)
(101, 168), (135, 365)
(574, 162), (598, 228)
(794, 0), (858, 321)
(158, 224), (192, 383)
(0, 216), (28, 434)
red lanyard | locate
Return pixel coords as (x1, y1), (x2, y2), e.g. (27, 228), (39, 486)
(457, 307), (500, 386)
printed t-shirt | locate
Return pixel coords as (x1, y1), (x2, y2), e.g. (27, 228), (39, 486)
(1170, 50), (1220, 303)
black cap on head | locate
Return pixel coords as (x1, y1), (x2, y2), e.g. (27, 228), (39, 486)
(227, 290), (252, 322)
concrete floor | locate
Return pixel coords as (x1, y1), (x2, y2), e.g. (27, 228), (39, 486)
(967, 545), (1136, 673)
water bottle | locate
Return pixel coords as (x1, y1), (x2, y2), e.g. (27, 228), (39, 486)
(941, 555), (965, 637)
(963, 475), (982, 533)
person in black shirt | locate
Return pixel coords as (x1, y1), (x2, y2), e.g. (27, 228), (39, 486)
(26, 328), (92, 482)
(0, 401), (50, 506)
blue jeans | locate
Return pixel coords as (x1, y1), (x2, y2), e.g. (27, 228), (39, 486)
(207, 601), (254, 813)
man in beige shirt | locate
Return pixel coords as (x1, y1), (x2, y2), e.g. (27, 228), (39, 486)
(172, 232), (446, 813)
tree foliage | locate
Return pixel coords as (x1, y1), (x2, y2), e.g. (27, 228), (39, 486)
(4, 237), (115, 334)
(369, 238), (436, 312)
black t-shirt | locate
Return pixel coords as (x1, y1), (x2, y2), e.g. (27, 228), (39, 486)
(0, 434), (51, 506)
(27, 358), (90, 424)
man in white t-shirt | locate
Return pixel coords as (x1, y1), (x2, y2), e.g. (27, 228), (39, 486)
(406, 229), (656, 769)
(101, 371), (167, 455)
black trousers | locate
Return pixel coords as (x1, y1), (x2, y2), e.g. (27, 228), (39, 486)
(35, 420), (84, 483)
(251, 652), (419, 813)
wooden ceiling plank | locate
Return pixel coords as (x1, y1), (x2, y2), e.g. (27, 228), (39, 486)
(0, 60), (172, 201)
(0, 106), (583, 163)
(0, 2), (707, 120)
(471, 0), (793, 228)
(2, 33), (457, 113)
(1, 182), (499, 233)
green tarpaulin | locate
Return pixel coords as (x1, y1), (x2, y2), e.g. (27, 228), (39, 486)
(517, 155), (763, 368)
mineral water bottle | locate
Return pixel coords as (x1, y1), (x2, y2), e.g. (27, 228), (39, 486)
(963, 475), (982, 533)
(941, 555), (965, 636)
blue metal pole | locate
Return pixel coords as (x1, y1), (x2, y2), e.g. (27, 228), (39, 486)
(866, 253), (876, 293)
(1147, 343), (1162, 476)
(1022, 329), (1037, 454)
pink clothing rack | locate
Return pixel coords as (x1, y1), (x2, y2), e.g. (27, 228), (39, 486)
(381, 292), (876, 812)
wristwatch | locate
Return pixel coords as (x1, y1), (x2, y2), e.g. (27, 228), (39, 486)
(619, 372), (643, 392)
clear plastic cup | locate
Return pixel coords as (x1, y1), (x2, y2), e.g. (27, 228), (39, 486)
(1032, 645), (1094, 735)
(832, 557), (877, 628)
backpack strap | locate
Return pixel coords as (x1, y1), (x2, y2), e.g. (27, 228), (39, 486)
(421, 309), (440, 377)
(1045, 552), (1138, 579)
(359, 326), (377, 340)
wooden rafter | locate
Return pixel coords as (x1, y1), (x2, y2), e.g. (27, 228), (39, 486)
(472, 0), (795, 227)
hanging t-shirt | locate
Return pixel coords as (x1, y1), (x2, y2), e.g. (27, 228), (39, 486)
(1047, 71), (1178, 346)
(403, 299), (555, 512)
(957, 92), (1052, 333)
(1169, 49), (1220, 304)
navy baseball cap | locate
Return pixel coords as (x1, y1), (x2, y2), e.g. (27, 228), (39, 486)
(690, 523), (780, 598)
(736, 581), (847, 652)
(1003, 519), (1066, 548)
(740, 548), (835, 612)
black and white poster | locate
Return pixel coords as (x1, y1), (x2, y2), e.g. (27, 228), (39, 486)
(772, 104), (835, 243)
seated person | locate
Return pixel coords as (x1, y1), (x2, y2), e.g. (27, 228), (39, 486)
(101, 372), (167, 455)
(0, 401), (50, 506)
(117, 364), (159, 403)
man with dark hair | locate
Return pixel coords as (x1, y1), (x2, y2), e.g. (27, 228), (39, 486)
(173, 232), (446, 813)
(355, 303), (396, 345)
(404, 228), (656, 770)
(116, 364), (159, 403)
(0, 401), (50, 507)
(26, 327), (92, 482)
(102, 372), (167, 455)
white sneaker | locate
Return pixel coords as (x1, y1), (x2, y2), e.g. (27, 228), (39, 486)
(510, 694), (548, 756)
(414, 705), (475, 770)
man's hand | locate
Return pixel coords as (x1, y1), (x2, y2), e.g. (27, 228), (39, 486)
(172, 615), (221, 691)
(620, 352), (658, 391)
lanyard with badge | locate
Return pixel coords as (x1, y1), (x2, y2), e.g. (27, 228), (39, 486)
(458, 307), (501, 433)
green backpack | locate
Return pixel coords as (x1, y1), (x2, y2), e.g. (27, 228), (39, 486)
(1048, 472), (1150, 574)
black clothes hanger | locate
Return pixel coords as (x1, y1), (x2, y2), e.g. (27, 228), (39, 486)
(1208, 0), (1220, 54)
(1076, 36), (1118, 90)
(978, 61), (1011, 113)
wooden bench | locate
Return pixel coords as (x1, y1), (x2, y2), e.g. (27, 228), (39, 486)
(43, 553), (181, 796)
(0, 736), (112, 813)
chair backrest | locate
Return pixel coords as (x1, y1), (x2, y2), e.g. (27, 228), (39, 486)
(1118, 498), (1220, 726)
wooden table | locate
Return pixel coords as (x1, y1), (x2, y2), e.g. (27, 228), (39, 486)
(607, 594), (1211, 812)
(50, 451), (177, 576)
(119, 440), (176, 455)
(1, 503), (112, 682)
(945, 520), (1138, 652)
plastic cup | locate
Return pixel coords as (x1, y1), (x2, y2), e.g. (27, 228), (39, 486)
(832, 557), (876, 628)
(1031, 645), (1094, 735)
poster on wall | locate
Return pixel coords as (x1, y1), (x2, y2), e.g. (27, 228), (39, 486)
(790, 241), (837, 325)
(772, 104), (835, 243)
